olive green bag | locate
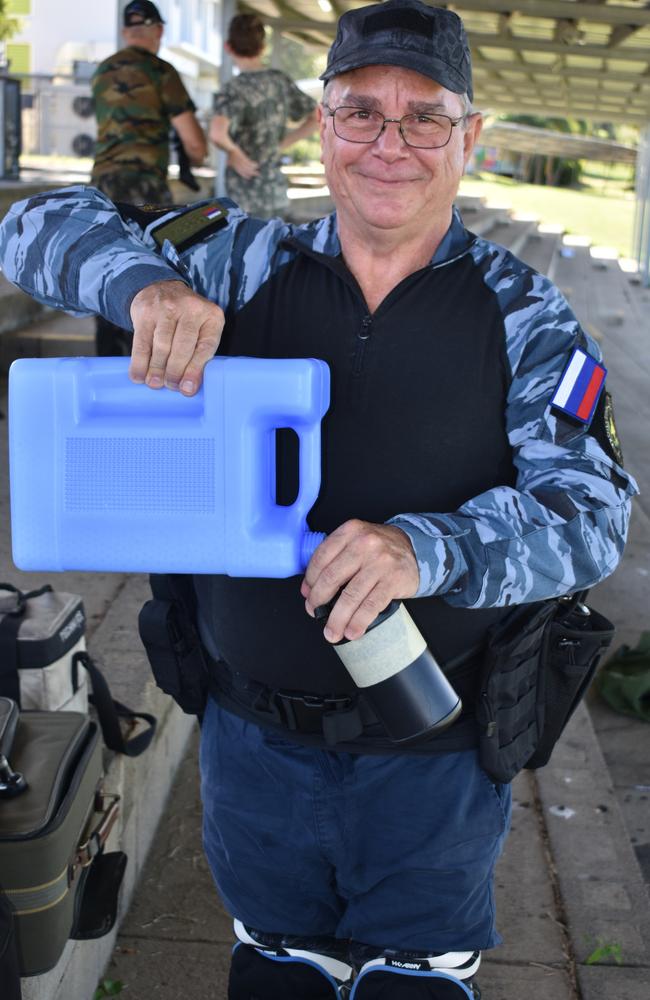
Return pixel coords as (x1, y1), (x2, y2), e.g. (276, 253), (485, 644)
(0, 698), (125, 976)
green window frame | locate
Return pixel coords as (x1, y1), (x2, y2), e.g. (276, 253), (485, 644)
(7, 0), (32, 15)
(6, 43), (31, 75)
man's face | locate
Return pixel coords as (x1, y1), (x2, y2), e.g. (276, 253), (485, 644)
(319, 64), (481, 236)
(123, 22), (164, 53)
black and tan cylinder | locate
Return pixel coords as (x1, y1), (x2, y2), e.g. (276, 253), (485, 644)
(331, 600), (462, 743)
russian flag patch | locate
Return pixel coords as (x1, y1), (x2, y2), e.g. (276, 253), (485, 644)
(551, 347), (607, 424)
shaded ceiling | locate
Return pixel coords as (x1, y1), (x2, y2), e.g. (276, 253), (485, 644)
(240, 0), (650, 126)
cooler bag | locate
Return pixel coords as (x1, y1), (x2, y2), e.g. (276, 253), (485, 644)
(0, 583), (156, 757)
(0, 584), (88, 713)
(0, 698), (125, 976)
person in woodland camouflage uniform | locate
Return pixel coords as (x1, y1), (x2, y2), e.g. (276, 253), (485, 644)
(0, 3), (637, 998)
(209, 13), (318, 218)
(91, 0), (206, 352)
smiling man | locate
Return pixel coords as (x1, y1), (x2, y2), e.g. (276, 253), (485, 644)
(318, 62), (481, 315)
(0, 2), (636, 998)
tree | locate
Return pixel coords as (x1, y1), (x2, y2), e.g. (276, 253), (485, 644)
(500, 113), (582, 187)
(272, 32), (323, 82)
(0, 0), (20, 43)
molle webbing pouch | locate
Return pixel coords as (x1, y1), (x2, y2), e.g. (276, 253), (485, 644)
(476, 596), (615, 784)
(138, 574), (211, 717)
(0, 701), (125, 976)
(526, 599), (615, 769)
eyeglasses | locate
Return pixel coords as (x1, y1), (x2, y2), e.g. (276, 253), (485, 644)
(325, 105), (466, 149)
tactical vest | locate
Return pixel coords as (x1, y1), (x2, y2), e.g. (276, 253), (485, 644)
(194, 243), (516, 709)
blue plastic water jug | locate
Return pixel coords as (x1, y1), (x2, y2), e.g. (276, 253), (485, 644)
(9, 356), (329, 576)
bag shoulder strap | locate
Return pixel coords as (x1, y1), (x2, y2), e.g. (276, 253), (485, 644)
(0, 616), (21, 704)
(74, 652), (156, 758)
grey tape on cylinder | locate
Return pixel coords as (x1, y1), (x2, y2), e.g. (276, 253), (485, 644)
(334, 603), (427, 687)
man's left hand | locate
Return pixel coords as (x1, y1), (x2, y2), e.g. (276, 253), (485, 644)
(301, 520), (419, 643)
(129, 280), (224, 395)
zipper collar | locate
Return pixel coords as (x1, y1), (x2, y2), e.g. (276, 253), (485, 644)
(286, 204), (475, 270)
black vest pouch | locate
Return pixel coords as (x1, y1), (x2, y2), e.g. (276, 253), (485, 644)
(476, 596), (615, 784)
(525, 598), (615, 771)
(138, 575), (211, 718)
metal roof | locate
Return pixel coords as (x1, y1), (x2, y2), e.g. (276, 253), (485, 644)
(480, 120), (638, 160)
(240, 0), (650, 126)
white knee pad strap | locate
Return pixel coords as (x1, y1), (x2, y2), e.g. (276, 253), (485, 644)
(233, 918), (354, 984)
(358, 951), (480, 982)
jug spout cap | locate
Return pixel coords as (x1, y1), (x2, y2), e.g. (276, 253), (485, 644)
(301, 530), (326, 569)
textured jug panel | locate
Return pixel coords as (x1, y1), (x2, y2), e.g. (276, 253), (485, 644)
(64, 437), (217, 512)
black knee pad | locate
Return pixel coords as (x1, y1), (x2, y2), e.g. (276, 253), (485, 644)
(228, 942), (343, 999)
(349, 965), (478, 999)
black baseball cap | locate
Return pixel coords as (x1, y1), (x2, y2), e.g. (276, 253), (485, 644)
(124, 1), (165, 27)
(320, 0), (473, 102)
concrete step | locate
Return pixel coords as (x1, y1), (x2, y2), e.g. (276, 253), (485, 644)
(0, 311), (95, 371)
(0, 274), (54, 343)
(515, 226), (565, 277)
(489, 216), (539, 258)
(465, 204), (512, 238)
(455, 194), (487, 215)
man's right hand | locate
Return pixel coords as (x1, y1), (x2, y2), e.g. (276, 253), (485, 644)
(228, 148), (260, 180)
(129, 280), (224, 396)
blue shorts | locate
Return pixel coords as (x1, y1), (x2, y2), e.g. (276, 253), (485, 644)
(199, 698), (511, 953)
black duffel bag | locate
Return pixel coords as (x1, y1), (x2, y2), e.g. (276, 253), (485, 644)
(0, 888), (21, 1000)
(476, 593), (615, 784)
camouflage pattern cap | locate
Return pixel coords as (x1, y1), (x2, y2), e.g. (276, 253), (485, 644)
(124, 0), (165, 27)
(320, 0), (473, 101)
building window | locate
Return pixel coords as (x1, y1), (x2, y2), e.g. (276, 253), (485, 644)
(6, 43), (31, 75)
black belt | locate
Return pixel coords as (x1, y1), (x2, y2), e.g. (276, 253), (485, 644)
(210, 663), (378, 745)
(208, 661), (480, 753)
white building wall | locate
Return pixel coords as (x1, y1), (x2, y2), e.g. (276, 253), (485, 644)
(10, 0), (117, 75)
(9, 0), (221, 101)
(10, 0), (222, 155)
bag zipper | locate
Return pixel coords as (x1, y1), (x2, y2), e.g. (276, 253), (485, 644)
(479, 691), (496, 738)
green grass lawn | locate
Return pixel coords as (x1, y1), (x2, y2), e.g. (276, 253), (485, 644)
(459, 171), (636, 258)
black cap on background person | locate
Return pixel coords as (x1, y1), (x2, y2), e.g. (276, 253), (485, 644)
(123, 0), (165, 28)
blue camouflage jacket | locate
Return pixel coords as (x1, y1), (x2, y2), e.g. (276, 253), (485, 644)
(0, 186), (637, 626)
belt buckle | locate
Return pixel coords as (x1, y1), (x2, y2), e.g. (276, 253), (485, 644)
(274, 691), (352, 733)
(292, 693), (352, 712)
(322, 695), (353, 712)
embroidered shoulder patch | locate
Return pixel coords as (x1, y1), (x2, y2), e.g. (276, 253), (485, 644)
(150, 201), (229, 254)
(550, 346), (607, 425)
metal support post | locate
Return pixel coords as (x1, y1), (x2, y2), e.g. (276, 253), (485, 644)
(214, 0), (237, 198)
(634, 125), (650, 287)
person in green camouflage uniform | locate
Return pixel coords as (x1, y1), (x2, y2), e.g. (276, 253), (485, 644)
(210, 14), (318, 219)
(91, 0), (206, 351)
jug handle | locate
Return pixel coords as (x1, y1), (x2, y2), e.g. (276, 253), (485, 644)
(288, 422), (322, 515)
